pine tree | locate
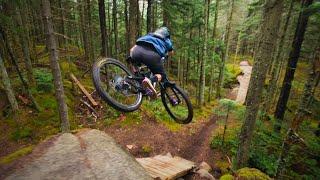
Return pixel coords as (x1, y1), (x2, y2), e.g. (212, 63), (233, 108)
(236, 0), (284, 168)
(42, 0), (70, 133)
(0, 51), (19, 113)
(216, 0), (235, 98)
(274, 0), (314, 132)
(98, 0), (109, 57)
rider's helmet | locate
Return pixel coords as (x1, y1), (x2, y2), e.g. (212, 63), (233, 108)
(154, 27), (170, 39)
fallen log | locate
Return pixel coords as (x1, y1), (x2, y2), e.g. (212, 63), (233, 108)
(70, 73), (98, 107)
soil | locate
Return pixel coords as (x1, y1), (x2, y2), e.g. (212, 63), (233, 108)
(104, 113), (219, 168)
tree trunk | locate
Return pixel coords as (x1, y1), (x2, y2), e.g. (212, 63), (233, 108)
(58, 0), (66, 47)
(86, 0), (95, 62)
(42, 0), (70, 133)
(162, 0), (169, 27)
(98, 0), (109, 57)
(153, 1), (157, 30)
(79, 0), (90, 62)
(107, 1), (112, 56)
(146, 0), (153, 33)
(208, 0), (219, 102)
(0, 26), (40, 112)
(136, 0), (141, 37)
(129, 0), (138, 48)
(216, 0), (234, 98)
(0, 51), (19, 113)
(274, 0), (313, 133)
(112, 0), (119, 59)
(233, 30), (243, 65)
(265, 0), (294, 113)
(276, 43), (318, 178)
(124, 0), (130, 55)
(140, 0), (145, 35)
(199, 0), (210, 106)
(235, 0), (284, 169)
(16, 5), (35, 85)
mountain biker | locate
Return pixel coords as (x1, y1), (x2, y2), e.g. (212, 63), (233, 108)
(130, 27), (174, 99)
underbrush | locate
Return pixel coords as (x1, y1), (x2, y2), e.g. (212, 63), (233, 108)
(224, 64), (242, 88)
(210, 106), (320, 179)
(210, 99), (244, 157)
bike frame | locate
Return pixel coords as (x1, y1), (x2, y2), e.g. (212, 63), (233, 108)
(125, 56), (181, 104)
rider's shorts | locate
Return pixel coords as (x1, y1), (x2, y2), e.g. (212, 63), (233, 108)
(131, 43), (165, 76)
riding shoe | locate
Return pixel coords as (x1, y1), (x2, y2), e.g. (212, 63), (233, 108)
(142, 77), (157, 99)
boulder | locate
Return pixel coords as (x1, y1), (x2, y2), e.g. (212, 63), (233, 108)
(4, 129), (151, 180)
(199, 161), (212, 172)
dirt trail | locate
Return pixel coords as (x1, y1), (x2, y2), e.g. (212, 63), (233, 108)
(105, 114), (218, 167)
(235, 61), (252, 104)
(179, 116), (217, 164)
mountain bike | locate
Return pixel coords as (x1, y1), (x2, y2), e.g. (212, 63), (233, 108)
(92, 57), (193, 124)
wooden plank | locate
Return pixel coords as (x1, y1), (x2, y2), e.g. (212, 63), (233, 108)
(151, 157), (194, 173)
(136, 155), (196, 180)
(139, 159), (178, 176)
(137, 159), (172, 179)
(70, 73), (98, 106)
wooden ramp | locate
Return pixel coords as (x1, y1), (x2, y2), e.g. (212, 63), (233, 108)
(136, 154), (196, 180)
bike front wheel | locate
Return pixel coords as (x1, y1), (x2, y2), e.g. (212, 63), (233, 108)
(161, 84), (193, 124)
(92, 58), (143, 112)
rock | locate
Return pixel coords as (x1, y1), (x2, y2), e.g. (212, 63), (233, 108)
(199, 161), (212, 172)
(126, 144), (134, 150)
(196, 169), (215, 180)
(235, 61), (252, 104)
(4, 129), (152, 180)
(165, 152), (173, 158)
(239, 61), (250, 66)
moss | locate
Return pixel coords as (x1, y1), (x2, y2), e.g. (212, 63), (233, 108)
(11, 127), (32, 141)
(33, 68), (54, 93)
(120, 111), (143, 127)
(237, 167), (271, 180)
(142, 144), (152, 154)
(141, 100), (182, 131)
(215, 161), (231, 174)
(60, 61), (78, 74)
(220, 174), (234, 180)
(193, 100), (217, 121)
(0, 145), (34, 165)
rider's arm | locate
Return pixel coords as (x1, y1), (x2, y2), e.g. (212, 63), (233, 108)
(165, 38), (173, 52)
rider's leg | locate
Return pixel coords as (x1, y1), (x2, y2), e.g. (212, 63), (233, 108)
(131, 45), (164, 98)
(150, 74), (162, 83)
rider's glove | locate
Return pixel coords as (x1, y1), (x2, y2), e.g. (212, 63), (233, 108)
(161, 57), (166, 63)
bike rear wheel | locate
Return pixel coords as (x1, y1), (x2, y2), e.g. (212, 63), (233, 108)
(161, 84), (193, 124)
(92, 58), (142, 112)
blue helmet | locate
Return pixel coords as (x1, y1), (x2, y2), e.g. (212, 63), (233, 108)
(154, 27), (170, 39)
